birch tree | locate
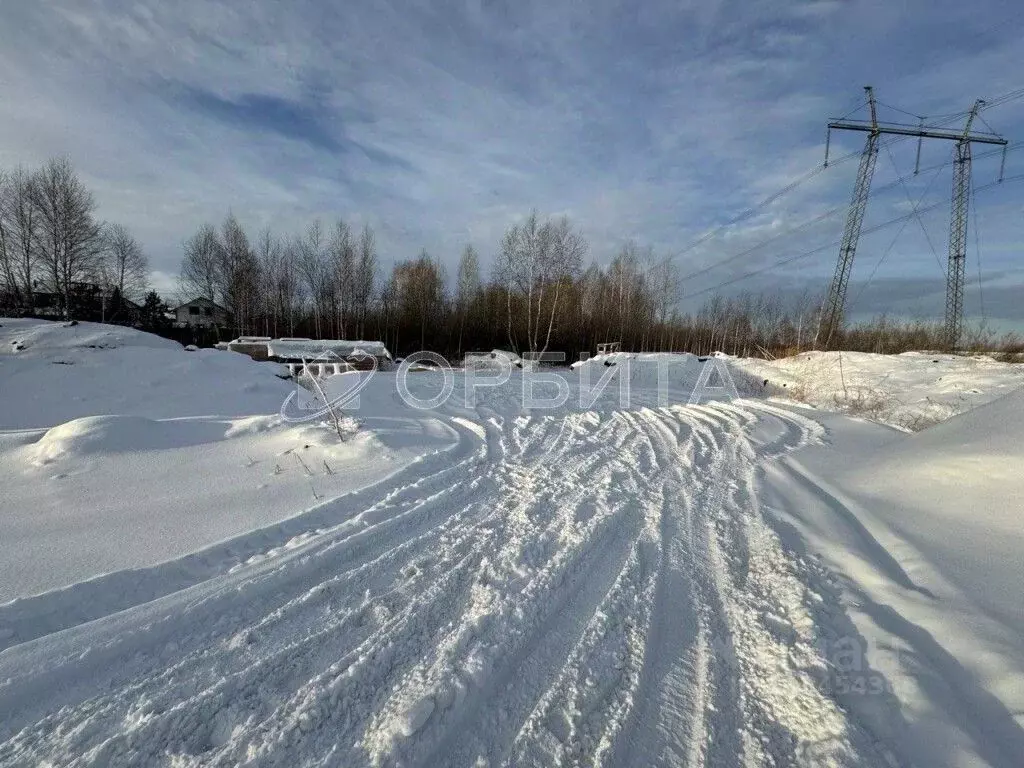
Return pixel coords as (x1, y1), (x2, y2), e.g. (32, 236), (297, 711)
(100, 223), (149, 301)
(180, 223), (222, 306)
(0, 168), (41, 311)
(299, 220), (329, 338)
(330, 219), (354, 337)
(496, 212), (585, 357)
(354, 224), (377, 338)
(30, 158), (103, 319)
(455, 244), (480, 356)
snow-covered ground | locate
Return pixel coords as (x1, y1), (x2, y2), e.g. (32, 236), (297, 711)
(0, 321), (1021, 767)
(734, 349), (1024, 431)
(761, 391), (1024, 766)
(0, 319), (455, 602)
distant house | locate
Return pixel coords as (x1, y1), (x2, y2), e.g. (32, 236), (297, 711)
(3, 281), (142, 322)
(173, 297), (230, 329)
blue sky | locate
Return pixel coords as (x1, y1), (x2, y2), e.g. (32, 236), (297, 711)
(1, 0), (1022, 327)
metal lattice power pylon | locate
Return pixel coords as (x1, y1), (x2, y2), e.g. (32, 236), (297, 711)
(943, 100), (984, 351)
(820, 88), (879, 348)
(945, 139), (971, 350)
(820, 89), (1007, 351)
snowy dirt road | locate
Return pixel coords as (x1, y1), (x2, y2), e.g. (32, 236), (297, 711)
(0, 399), (904, 767)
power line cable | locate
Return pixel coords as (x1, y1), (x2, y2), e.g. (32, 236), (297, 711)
(641, 103), (1017, 286)
(885, 142), (948, 275)
(639, 148), (862, 278)
(835, 95), (869, 121)
(976, 112), (1000, 136)
(668, 142), (1014, 286)
(677, 172), (1024, 302)
(981, 86), (1024, 111)
(971, 175), (985, 321)
(642, 128), (941, 279)
(876, 100), (924, 120)
(848, 158), (945, 310)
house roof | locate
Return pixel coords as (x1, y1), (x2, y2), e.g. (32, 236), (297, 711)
(172, 297), (229, 313)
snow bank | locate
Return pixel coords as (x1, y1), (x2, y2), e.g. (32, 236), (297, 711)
(31, 415), (226, 464)
(759, 386), (1024, 766)
(733, 350), (1024, 430)
(0, 319), (455, 602)
(837, 386), (1024, 632)
(463, 349), (522, 369)
(0, 318), (292, 429)
(2, 317), (180, 354)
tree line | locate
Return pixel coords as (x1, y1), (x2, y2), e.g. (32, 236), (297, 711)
(4, 157), (1020, 359)
(179, 209), (694, 359)
(178, 207), (1023, 359)
(0, 158), (151, 321)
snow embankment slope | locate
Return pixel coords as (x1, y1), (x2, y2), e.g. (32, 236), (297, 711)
(734, 350), (1024, 431)
(0, 319), (455, 603)
(2, 325), (1022, 766)
(0, 318), (289, 427)
(837, 387), (1024, 636)
(762, 386), (1024, 766)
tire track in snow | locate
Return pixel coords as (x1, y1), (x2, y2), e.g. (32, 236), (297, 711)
(0, 415), (489, 653)
(606, 408), (714, 768)
(0, 406), (633, 767)
(361, 426), (651, 766)
(0, 396), (904, 768)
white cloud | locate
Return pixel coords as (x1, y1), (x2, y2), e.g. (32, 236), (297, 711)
(0, 0), (1022, 320)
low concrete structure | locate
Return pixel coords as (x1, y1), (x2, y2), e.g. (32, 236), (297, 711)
(223, 337), (393, 373)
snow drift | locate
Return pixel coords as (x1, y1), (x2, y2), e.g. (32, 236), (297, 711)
(835, 386), (1024, 635)
(0, 319), (456, 602)
(2, 317), (1023, 768)
(0, 318), (292, 429)
(30, 414), (229, 464)
(761, 384), (1024, 766)
(734, 350), (1024, 430)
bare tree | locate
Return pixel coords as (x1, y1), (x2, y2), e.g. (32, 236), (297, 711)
(220, 214), (259, 334)
(649, 259), (679, 350)
(0, 169), (11, 303)
(455, 244), (480, 356)
(391, 251), (446, 351)
(538, 216), (586, 357)
(299, 220), (329, 338)
(180, 223), (223, 305)
(255, 227), (284, 336)
(277, 238), (300, 336)
(30, 158), (103, 319)
(496, 211), (586, 357)
(330, 219), (354, 337)
(354, 224), (377, 339)
(0, 167), (39, 311)
(100, 223), (149, 301)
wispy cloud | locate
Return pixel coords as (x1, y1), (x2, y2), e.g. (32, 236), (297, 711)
(0, 0), (1022, 322)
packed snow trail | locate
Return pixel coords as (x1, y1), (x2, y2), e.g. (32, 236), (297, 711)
(0, 400), (902, 767)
